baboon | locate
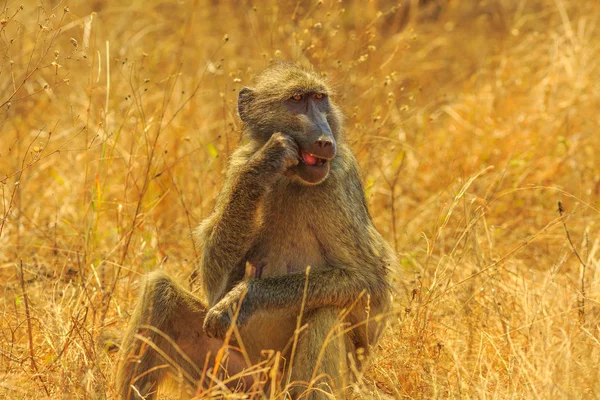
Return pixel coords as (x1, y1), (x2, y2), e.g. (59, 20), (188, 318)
(116, 62), (396, 399)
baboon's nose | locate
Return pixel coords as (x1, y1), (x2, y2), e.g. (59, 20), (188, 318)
(311, 135), (336, 159)
(315, 137), (333, 148)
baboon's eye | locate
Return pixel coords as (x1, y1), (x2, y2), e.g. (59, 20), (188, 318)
(291, 94), (303, 101)
(314, 93), (324, 100)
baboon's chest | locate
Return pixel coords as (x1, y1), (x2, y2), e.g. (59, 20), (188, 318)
(244, 187), (328, 278)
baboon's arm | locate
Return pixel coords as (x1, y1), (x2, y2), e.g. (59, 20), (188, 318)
(196, 149), (267, 304)
(247, 264), (389, 310)
(203, 263), (389, 339)
(197, 134), (298, 305)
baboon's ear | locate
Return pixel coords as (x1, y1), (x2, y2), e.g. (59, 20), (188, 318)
(238, 87), (254, 123)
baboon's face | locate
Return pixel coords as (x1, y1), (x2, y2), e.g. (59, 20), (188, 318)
(279, 91), (337, 185)
(238, 67), (339, 185)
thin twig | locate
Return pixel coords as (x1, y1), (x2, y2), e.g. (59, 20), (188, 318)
(376, 151), (405, 252)
(285, 265), (312, 390)
(557, 201), (587, 322)
(19, 260), (50, 396)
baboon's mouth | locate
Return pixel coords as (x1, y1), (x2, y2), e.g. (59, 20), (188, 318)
(300, 151), (329, 167)
(293, 149), (333, 184)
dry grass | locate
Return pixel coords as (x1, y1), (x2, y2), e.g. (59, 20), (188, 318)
(1, 0), (599, 398)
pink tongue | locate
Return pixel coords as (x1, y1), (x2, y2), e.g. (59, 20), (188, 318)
(302, 152), (318, 166)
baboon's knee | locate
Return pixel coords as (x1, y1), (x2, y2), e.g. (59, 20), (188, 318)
(146, 270), (182, 304)
(144, 271), (183, 324)
(116, 271), (203, 399)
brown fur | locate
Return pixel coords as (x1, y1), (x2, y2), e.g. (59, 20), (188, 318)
(115, 271), (250, 399)
(115, 62), (395, 399)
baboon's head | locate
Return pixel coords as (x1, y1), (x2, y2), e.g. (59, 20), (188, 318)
(238, 62), (343, 185)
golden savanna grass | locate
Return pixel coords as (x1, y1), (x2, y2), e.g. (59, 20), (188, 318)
(1, 0), (599, 398)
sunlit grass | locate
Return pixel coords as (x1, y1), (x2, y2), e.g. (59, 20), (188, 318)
(0, 0), (599, 398)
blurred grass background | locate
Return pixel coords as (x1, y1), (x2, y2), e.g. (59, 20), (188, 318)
(0, 0), (599, 398)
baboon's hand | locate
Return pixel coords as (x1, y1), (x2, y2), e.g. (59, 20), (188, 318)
(258, 132), (299, 174)
(203, 283), (252, 339)
(203, 304), (232, 340)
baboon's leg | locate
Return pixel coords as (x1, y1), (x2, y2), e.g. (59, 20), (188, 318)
(287, 307), (350, 400)
(116, 271), (249, 400)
